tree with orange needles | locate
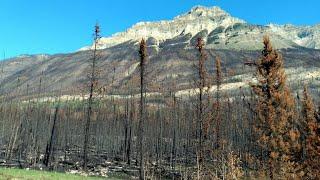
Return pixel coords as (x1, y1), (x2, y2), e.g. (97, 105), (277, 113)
(195, 37), (212, 179)
(301, 85), (320, 179)
(252, 36), (300, 179)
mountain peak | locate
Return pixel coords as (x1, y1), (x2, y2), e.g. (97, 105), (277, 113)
(174, 6), (232, 21)
(80, 6), (320, 51)
(189, 6), (228, 16)
(80, 6), (245, 50)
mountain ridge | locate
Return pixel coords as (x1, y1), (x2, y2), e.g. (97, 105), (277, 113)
(80, 6), (320, 51)
(0, 6), (320, 100)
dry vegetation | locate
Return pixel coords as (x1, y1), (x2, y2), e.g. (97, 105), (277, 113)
(0, 25), (319, 180)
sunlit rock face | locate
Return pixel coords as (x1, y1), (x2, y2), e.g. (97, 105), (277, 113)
(80, 6), (320, 51)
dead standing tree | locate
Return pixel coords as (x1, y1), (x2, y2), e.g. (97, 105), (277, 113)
(214, 56), (222, 148)
(138, 38), (147, 180)
(195, 37), (210, 178)
(83, 23), (101, 170)
(43, 104), (60, 167)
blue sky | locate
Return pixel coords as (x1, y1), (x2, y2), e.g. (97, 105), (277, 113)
(0, 0), (319, 58)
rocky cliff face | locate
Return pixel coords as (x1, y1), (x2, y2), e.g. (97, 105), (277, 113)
(80, 6), (320, 51)
(80, 6), (244, 50)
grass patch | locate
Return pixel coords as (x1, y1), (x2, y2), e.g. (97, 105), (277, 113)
(0, 168), (126, 180)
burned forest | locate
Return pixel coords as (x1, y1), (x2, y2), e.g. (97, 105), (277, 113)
(0, 23), (319, 179)
(0, 5), (320, 180)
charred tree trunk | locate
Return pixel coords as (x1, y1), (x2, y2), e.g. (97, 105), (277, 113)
(127, 93), (135, 165)
(44, 105), (59, 167)
(215, 56), (222, 148)
(195, 37), (207, 170)
(83, 23), (100, 170)
(138, 39), (147, 180)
